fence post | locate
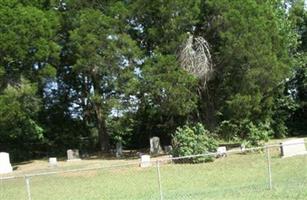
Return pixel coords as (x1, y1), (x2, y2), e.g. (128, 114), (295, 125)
(156, 160), (163, 200)
(25, 176), (32, 200)
(265, 145), (273, 190)
(0, 175), (3, 199)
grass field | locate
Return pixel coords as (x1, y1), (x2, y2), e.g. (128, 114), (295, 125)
(1, 143), (307, 199)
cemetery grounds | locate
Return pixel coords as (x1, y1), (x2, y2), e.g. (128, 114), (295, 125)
(1, 138), (307, 200)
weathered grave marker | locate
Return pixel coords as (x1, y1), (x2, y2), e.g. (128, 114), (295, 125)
(116, 142), (123, 158)
(150, 137), (162, 155)
(217, 146), (227, 157)
(67, 149), (81, 161)
(164, 145), (173, 154)
(281, 139), (307, 158)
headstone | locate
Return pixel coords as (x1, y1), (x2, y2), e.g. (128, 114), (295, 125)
(49, 157), (58, 167)
(240, 144), (246, 153)
(140, 155), (151, 168)
(116, 142), (123, 158)
(281, 139), (307, 158)
(164, 145), (173, 154)
(0, 152), (13, 174)
(216, 146), (227, 157)
(67, 149), (81, 161)
(150, 137), (162, 155)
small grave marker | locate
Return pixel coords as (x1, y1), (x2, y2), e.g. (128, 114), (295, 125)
(164, 145), (173, 154)
(67, 149), (81, 161)
(217, 146), (227, 157)
(281, 139), (307, 158)
(49, 157), (58, 167)
(140, 155), (151, 168)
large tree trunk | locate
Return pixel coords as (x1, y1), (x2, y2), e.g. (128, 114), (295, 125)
(92, 97), (110, 152)
(91, 72), (110, 152)
(198, 86), (217, 130)
(97, 112), (110, 152)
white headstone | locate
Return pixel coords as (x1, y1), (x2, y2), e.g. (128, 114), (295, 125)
(140, 155), (151, 168)
(150, 137), (162, 155)
(49, 157), (58, 167)
(67, 149), (81, 161)
(0, 152), (13, 174)
(281, 139), (307, 158)
(240, 144), (246, 153)
(217, 146), (227, 157)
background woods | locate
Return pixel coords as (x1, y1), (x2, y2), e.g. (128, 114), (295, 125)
(0, 0), (306, 161)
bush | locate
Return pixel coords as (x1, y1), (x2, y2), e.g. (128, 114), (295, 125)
(244, 121), (272, 147)
(216, 119), (272, 147)
(171, 123), (218, 163)
(215, 120), (240, 142)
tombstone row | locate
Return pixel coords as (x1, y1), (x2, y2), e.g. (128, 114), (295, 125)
(2, 138), (305, 173)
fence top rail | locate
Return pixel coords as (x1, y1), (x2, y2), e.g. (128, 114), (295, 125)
(0, 162), (139, 180)
(0, 141), (305, 180)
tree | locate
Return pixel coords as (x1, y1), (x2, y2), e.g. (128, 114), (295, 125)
(0, 0), (59, 159)
(0, 0), (59, 88)
(286, 0), (307, 134)
(196, 0), (297, 139)
(128, 0), (201, 145)
(68, 5), (141, 151)
(0, 80), (43, 160)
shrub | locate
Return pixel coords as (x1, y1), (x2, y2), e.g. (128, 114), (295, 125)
(216, 119), (272, 147)
(215, 120), (240, 142)
(244, 121), (272, 147)
(171, 123), (218, 163)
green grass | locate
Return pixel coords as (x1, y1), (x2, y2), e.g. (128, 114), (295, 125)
(1, 151), (307, 200)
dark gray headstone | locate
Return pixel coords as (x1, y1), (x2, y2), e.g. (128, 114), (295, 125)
(116, 142), (123, 158)
(164, 145), (173, 154)
(150, 137), (162, 155)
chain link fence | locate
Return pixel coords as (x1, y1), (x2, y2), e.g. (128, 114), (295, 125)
(1, 142), (307, 200)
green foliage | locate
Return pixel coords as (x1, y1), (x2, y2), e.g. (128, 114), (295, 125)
(215, 120), (240, 142)
(0, 1), (60, 79)
(67, 5), (141, 151)
(130, 0), (201, 54)
(108, 115), (134, 145)
(142, 54), (198, 117)
(199, 0), (298, 142)
(271, 95), (299, 138)
(130, 54), (198, 146)
(0, 0), (60, 160)
(243, 121), (272, 147)
(172, 123), (218, 163)
(0, 0), (306, 160)
(286, 0), (307, 135)
(216, 120), (272, 146)
(128, 0), (202, 145)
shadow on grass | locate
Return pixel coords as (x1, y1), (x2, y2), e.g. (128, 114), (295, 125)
(12, 160), (33, 166)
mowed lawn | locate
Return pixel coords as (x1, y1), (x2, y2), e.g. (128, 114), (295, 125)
(1, 148), (307, 200)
